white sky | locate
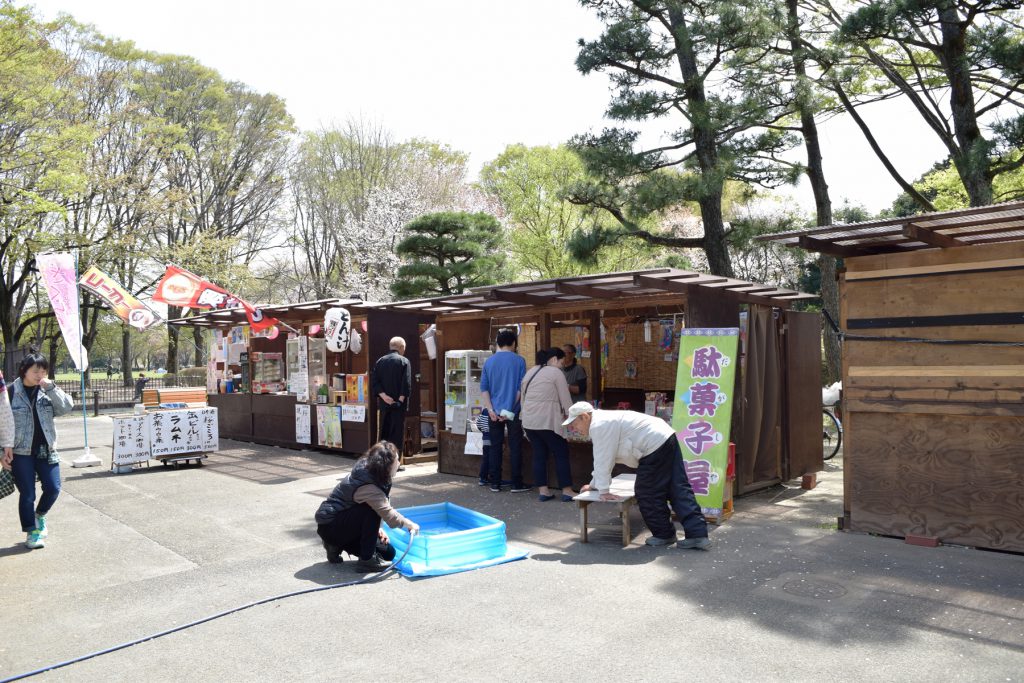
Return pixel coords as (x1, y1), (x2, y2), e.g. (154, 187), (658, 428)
(29, 0), (947, 215)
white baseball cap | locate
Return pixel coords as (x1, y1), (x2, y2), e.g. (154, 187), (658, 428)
(561, 401), (594, 426)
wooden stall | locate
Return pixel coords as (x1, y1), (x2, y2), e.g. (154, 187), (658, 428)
(378, 268), (822, 496)
(170, 299), (434, 460)
(760, 201), (1024, 552)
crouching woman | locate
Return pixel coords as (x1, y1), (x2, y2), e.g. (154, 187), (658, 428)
(314, 441), (419, 572)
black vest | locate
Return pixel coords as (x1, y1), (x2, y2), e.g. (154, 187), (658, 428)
(314, 463), (391, 525)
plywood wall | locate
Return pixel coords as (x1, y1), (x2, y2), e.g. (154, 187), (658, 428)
(842, 240), (1024, 552)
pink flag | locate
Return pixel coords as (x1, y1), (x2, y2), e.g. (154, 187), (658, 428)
(36, 253), (89, 370)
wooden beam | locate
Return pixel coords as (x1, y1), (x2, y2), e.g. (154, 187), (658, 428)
(555, 281), (622, 298)
(488, 289), (558, 305)
(903, 223), (966, 248)
(798, 235), (882, 257)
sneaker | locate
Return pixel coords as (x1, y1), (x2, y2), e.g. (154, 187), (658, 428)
(322, 539), (343, 564)
(478, 479), (488, 486)
(677, 537), (712, 551)
(645, 535), (678, 547)
(489, 483), (502, 492)
(510, 483), (532, 493)
(355, 554), (389, 572)
(35, 514), (48, 539)
(25, 530), (45, 549)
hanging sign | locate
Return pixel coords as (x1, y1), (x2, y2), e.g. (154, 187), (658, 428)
(323, 307), (351, 352)
(671, 328), (739, 519)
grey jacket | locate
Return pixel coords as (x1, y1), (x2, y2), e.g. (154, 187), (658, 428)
(11, 378), (74, 463)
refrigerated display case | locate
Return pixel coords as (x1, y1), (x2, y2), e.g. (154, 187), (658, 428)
(443, 350), (491, 429)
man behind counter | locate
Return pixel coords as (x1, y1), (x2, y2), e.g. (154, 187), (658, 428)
(561, 344), (587, 398)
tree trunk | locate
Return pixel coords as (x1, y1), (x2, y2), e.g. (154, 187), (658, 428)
(47, 336), (58, 379)
(787, 0), (840, 384)
(121, 326), (132, 388)
(939, 6), (992, 207)
(667, 7), (734, 278)
(192, 327), (205, 367)
(167, 305), (180, 375)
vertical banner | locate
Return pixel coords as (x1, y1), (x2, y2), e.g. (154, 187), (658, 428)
(671, 328), (739, 518)
(36, 253), (89, 370)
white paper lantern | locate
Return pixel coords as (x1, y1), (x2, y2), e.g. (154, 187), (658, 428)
(324, 307), (351, 352)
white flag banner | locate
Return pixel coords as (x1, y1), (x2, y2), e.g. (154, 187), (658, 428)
(37, 253), (89, 370)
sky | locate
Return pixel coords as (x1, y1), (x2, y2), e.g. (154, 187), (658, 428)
(28, 0), (948, 216)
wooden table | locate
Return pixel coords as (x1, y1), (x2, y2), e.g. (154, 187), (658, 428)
(574, 474), (637, 547)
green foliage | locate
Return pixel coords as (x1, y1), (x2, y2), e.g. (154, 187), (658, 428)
(391, 212), (506, 299)
(479, 144), (661, 279)
(571, 0), (806, 276)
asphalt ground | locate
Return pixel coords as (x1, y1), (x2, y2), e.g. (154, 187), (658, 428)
(1, 414), (1022, 682)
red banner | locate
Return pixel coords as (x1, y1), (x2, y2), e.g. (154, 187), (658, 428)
(152, 265), (277, 331)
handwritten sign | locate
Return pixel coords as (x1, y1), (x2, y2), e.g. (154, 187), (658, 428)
(112, 415), (152, 465)
(150, 408), (219, 458)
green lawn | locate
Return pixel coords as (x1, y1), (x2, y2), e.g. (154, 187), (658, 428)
(54, 370), (167, 381)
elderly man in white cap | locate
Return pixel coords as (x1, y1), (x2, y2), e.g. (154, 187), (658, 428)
(564, 402), (710, 550)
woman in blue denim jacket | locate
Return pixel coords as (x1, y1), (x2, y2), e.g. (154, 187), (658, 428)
(6, 353), (74, 549)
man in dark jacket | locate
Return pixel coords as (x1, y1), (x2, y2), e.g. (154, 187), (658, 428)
(372, 337), (412, 460)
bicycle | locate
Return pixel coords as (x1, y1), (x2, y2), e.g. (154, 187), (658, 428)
(822, 405), (843, 460)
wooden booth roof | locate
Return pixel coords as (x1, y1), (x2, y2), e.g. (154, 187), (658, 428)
(167, 298), (372, 328)
(755, 201), (1024, 257)
(374, 268), (815, 317)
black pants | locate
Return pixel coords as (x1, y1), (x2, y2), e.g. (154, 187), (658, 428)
(316, 503), (397, 562)
(488, 417), (524, 488)
(635, 436), (708, 540)
(379, 407), (406, 453)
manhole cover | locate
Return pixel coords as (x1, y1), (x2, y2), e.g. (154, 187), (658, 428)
(782, 578), (848, 600)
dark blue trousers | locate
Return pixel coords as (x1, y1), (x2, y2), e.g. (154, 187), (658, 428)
(525, 429), (572, 490)
(635, 436), (708, 540)
(12, 454), (61, 532)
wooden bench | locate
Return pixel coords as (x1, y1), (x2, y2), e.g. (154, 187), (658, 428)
(573, 474), (637, 547)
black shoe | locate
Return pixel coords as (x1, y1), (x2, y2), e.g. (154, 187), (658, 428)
(355, 554), (389, 572)
(510, 483), (532, 493)
(489, 483), (502, 492)
(322, 540), (343, 564)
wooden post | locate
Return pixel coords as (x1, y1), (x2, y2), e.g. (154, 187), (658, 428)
(589, 313), (601, 404)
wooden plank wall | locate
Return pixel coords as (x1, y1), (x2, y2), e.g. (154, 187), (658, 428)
(842, 240), (1024, 552)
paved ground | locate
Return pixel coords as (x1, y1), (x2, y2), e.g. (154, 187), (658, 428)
(1, 415), (1022, 682)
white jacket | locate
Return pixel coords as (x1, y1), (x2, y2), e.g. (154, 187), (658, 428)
(588, 409), (675, 492)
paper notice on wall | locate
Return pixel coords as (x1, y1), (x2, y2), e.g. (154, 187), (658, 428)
(341, 404), (366, 422)
(295, 404), (312, 444)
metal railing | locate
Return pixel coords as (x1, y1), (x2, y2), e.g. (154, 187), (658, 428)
(54, 375), (207, 414)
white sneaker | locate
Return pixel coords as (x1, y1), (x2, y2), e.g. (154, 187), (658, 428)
(25, 530), (45, 549)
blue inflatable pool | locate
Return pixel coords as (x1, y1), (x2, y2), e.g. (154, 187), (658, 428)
(383, 502), (528, 577)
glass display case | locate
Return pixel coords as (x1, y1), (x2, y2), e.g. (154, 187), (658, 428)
(444, 350), (491, 429)
(308, 337), (328, 403)
(251, 352), (284, 393)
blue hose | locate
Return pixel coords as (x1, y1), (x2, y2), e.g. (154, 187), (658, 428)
(0, 532), (417, 682)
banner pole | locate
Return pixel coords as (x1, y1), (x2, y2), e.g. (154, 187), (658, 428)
(72, 251), (100, 468)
